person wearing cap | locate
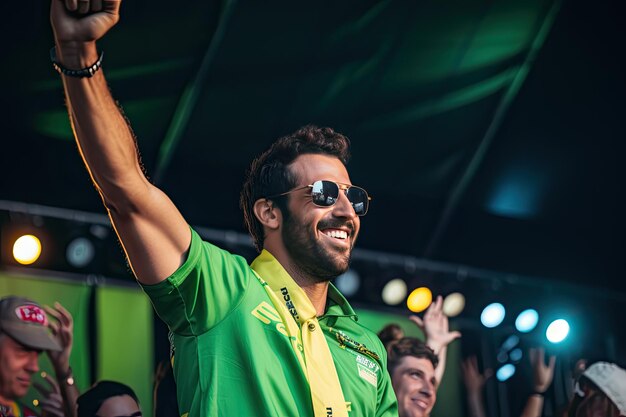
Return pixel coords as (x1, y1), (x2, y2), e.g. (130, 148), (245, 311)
(0, 296), (78, 417)
(566, 361), (626, 417)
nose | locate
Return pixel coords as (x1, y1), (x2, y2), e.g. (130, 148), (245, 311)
(419, 381), (434, 397)
(332, 189), (358, 220)
(25, 351), (40, 373)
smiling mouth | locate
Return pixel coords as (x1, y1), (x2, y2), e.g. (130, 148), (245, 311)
(412, 398), (431, 411)
(321, 229), (349, 240)
(17, 377), (31, 386)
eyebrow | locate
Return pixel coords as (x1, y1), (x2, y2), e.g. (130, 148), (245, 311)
(405, 368), (437, 386)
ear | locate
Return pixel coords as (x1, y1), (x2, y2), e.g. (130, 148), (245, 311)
(253, 198), (281, 230)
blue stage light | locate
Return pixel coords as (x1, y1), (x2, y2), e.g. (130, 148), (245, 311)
(546, 319), (570, 343)
(509, 348), (523, 363)
(481, 302), (506, 328)
(496, 364), (516, 382)
(515, 309), (539, 333)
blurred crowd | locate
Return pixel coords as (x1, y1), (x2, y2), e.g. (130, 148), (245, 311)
(1, 294), (623, 417)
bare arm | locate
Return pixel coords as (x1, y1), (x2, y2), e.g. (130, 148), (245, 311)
(45, 303), (79, 417)
(50, 0), (190, 284)
(461, 356), (492, 417)
(410, 296), (461, 385)
(519, 348), (555, 417)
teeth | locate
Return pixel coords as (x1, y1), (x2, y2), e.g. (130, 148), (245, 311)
(324, 230), (347, 239)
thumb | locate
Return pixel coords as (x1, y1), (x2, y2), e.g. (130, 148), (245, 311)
(103, 0), (122, 15)
(449, 330), (462, 341)
(409, 315), (424, 329)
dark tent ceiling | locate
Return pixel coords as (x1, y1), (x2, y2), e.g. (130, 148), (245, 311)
(2, 0), (624, 298)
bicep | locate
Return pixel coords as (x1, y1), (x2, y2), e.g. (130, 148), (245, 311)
(108, 183), (191, 285)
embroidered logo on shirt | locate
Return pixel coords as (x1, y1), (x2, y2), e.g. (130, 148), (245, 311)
(355, 354), (378, 387)
(330, 328), (381, 362)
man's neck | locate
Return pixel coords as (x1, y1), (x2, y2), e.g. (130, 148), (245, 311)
(262, 238), (333, 316)
(283, 262), (330, 316)
(0, 394), (12, 407)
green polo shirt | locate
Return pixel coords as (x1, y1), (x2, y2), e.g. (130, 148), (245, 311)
(142, 228), (398, 417)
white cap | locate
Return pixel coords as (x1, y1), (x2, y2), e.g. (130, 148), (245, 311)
(582, 361), (626, 415)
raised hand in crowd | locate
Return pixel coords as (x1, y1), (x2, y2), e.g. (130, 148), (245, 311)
(410, 295), (461, 385)
(45, 303), (73, 382)
(45, 303), (79, 417)
(34, 373), (64, 417)
(530, 347), (556, 395)
(461, 355), (492, 417)
(520, 347), (556, 417)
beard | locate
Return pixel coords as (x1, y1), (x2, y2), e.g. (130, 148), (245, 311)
(281, 211), (353, 283)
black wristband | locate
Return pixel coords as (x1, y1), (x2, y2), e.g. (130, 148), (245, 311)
(50, 46), (103, 78)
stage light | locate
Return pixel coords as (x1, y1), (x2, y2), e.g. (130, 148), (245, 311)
(66, 237), (95, 268)
(496, 364), (516, 382)
(515, 309), (539, 333)
(407, 287), (432, 313)
(481, 302), (506, 328)
(12, 235), (42, 265)
(509, 348), (523, 363)
(442, 292), (465, 317)
(335, 269), (361, 297)
(546, 319), (570, 343)
(382, 279), (407, 305)
(501, 335), (520, 352)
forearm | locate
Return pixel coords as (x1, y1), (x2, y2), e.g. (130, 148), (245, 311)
(466, 391), (487, 417)
(53, 365), (79, 417)
(55, 41), (148, 209)
(431, 344), (447, 386)
(519, 394), (543, 417)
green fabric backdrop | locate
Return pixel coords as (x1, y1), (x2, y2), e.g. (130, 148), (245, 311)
(96, 285), (154, 417)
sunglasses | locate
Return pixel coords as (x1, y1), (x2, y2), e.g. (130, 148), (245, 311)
(268, 180), (371, 216)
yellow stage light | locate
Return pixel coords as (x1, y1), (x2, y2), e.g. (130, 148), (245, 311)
(12, 235), (42, 265)
(407, 287), (432, 313)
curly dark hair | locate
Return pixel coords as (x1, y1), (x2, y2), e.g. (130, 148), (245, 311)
(240, 125), (351, 252)
(386, 337), (439, 376)
(378, 323), (405, 348)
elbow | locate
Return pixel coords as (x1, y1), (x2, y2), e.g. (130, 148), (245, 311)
(94, 175), (151, 216)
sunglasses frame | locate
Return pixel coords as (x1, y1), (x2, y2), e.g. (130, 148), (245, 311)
(267, 180), (372, 216)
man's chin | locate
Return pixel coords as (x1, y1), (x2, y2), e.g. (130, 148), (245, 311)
(14, 387), (29, 398)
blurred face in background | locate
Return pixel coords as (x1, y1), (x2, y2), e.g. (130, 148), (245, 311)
(391, 356), (437, 417)
(0, 334), (40, 402)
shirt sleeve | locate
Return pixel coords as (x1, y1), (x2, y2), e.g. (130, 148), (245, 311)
(375, 340), (399, 417)
(141, 227), (252, 336)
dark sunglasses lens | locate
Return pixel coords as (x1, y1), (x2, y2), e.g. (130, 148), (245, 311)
(311, 180), (339, 206)
(346, 186), (369, 215)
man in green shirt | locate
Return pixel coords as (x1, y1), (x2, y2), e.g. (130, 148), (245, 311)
(49, 1), (399, 416)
